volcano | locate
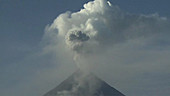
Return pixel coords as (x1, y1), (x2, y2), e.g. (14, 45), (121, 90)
(43, 70), (125, 96)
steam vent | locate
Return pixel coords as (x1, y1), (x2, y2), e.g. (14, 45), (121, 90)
(43, 70), (125, 96)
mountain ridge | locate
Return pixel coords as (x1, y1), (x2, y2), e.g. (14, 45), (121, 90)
(43, 70), (125, 96)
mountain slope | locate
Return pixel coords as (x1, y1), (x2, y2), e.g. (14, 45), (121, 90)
(43, 70), (125, 96)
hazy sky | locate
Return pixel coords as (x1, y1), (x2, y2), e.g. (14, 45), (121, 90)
(0, 0), (170, 96)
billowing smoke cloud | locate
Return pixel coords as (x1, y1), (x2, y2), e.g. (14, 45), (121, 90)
(44, 0), (169, 57)
(43, 0), (170, 95)
(66, 30), (90, 53)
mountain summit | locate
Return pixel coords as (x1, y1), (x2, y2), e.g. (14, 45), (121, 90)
(43, 70), (125, 96)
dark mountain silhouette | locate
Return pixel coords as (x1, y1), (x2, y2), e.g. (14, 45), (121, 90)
(43, 70), (125, 96)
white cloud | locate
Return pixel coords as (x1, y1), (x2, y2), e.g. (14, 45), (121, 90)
(43, 0), (170, 96)
(1, 0), (169, 96)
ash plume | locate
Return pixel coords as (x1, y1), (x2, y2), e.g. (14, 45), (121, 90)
(44, 0), (169, 60)
(66, 30), (90, 53)
(42, 0), (170, 95)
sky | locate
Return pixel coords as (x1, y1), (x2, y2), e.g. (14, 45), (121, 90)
(0, 0), (170, 96)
